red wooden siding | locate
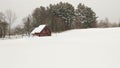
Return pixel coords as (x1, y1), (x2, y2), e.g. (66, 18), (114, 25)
(32, 26), (51, 36)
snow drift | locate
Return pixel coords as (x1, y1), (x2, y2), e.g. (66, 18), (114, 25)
(0, 28), (120, 68)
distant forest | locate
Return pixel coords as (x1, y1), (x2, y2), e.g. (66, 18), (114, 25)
(0, 2), (120, 38)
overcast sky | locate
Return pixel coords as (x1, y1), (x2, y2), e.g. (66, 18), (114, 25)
(0, 0), (120, 26)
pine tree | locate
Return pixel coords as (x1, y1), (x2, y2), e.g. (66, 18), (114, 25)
(49, 2), (75, 30)
(75, 3), (97, 28)
(32, 2), (75, 32)
(23, 16), (33, 36)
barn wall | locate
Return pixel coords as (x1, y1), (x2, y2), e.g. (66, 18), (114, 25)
(33, 26), (51, 36)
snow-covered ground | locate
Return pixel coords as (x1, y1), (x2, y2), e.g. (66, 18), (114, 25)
(0, 28), (120, 68)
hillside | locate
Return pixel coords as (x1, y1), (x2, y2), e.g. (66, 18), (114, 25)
(0, 28), (120, 68)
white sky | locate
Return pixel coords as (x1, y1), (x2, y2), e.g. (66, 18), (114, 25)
(0, 0), (120, 26)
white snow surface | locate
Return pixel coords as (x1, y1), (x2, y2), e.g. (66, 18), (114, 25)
(0, 28), (120, 68)
(31, 25), (46, 34)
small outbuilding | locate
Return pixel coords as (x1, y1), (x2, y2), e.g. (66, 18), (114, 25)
(31, 25), (51, 36)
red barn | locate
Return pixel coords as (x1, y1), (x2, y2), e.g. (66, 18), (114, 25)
(31, 25), (51, 36)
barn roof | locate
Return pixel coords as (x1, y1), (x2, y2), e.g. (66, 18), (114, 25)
(31, 25), (46, 34)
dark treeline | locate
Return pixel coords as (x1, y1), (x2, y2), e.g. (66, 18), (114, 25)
(0, 12), (8, 38)
(34, 2), (96, 31)
(0, 2), (120, 38)
(22, 2), (97, 35)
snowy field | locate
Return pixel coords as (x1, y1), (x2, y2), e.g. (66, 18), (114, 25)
(0, 28), (120, 68)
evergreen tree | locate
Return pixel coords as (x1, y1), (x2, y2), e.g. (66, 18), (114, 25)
(23, 16), (33, 36)
(31, 2), (97, 33)
(32, 2), (75, 32)
(76, 3), (97, 28)
(32, 6), (48, 27)
(51, 2), (75, 30)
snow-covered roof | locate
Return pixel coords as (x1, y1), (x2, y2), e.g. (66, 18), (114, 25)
(31, 25), (46, 34)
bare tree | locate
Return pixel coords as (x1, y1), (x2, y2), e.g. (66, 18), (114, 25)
(0, 12), (6, 22)
(0, 12), (8, 38)
(118, 19), (120, 27)
(5, 10), (17, 38)
(13, 25), (25, 38)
